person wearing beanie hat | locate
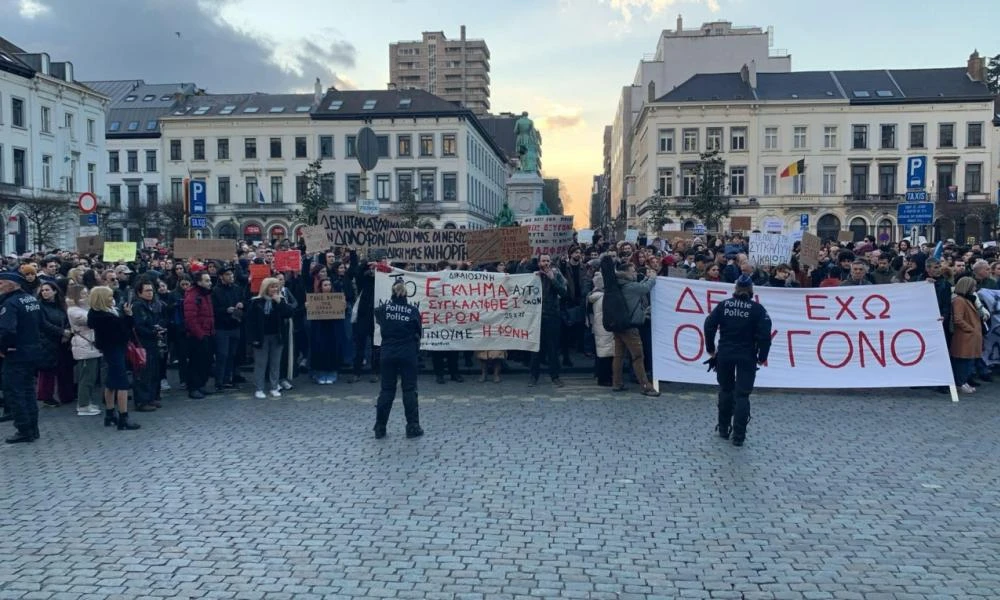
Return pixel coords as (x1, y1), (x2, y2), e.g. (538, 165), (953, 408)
(702, 273), (772, 447)
(0, 270), (44, 443)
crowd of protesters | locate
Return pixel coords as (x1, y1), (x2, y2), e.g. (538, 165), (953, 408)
(1, 228), (996, 443)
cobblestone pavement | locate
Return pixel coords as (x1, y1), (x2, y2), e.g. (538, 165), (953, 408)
(1, 375), (999, 599)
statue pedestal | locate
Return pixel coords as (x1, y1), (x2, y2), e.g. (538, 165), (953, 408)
(507, 171), (544, 221)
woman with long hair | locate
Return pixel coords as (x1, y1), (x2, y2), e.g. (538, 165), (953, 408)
(132, 279), (166, 411)
(87, 286), (140, 430)
(66, 284), (102, 417)
(36, 281), (75, 408)
(951, 276), (983, 394)
(306, 278), (340, 384)
(247, 277), (294, 399)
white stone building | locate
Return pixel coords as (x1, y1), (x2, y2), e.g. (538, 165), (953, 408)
(632, 54), (998, 243)
(0, 37), (108, 253)
(608, 18), (792, 233)
(158, 83), (509, 242)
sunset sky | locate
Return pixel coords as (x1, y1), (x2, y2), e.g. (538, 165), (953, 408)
(8, 0), (999, 225)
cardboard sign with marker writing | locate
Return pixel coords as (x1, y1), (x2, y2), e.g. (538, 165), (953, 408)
(838, 231), (855, 243)
(500, 226), (531, 261)
(466, 229), (502, 264)
(729, 216), (752, 231)
(306, 293), (346, 320)
(103, 242), (137, 263)
(173, 239), (235, 261)
(301, 225), (328, 251)
(798, 232), (822, 269)
(521, 216), (574, 257)
(76, 236), (104, 255)
(316, 212), (466, 263)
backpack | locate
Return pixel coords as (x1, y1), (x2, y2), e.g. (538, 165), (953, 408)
(601, 275), (633, 333)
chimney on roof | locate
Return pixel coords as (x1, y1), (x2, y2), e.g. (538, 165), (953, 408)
(740, 59), (758, 89)
(676, 14), (683, 32)
(461, 25), (466, 41)
(314, 77), (323, 105)
(647, 80), (656, 102)
(967, 50), (986, 82)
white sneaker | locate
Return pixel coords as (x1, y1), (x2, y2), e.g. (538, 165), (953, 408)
(254, 391), (266, 400)
(270, 388), (282, 398)
(960, 383), (976, 393)
(160, 379), (172, 391)
(279, 379), (293, 390)
(77, 405), (101, 416)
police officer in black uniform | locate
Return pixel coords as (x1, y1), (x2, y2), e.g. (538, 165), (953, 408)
(0, 271), (43, 444)
(373, 280), (423, 439)
(703, 274), (772, 446)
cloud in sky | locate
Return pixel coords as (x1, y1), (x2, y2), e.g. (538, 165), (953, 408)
(603, 0), (720, 26)
(5, 0), (355, 92)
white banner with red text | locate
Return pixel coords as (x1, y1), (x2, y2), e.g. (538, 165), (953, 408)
(652, 278), (953, 388)
(375, 269), (542, 352)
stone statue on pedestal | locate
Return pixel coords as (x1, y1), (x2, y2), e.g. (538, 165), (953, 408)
(495, 202), (516, 227)
(513, 112), (541, 174)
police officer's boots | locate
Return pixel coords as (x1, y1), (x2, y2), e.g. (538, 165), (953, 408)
(405, 423), (424, 438)
(731, 416), (750, 447)
(5, 428), (34, 444)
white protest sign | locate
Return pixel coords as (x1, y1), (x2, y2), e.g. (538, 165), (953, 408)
(521, 215), (574, 257)
(625, 229), (639, 244)
(357, 198), (380, 215)
(762, 216), (785, 234)
(979, 289), (1000, 366)
(651, 278), (953, 388)
(374, 269), (542, 351)
(748, 233), (794, 267)
(577, 229), (594, 245)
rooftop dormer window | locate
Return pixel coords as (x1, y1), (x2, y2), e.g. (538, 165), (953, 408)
(143, 94), (155, 101)
(362, 99), (377, 110)
(328, 100), (344, 110)
(124, 95), (137, 102)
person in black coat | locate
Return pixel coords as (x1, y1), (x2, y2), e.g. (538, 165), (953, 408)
(87, 286), (140, 431)
(35, 281), (74, 407)
(0, 272), (43, 444)
(132, 280), (167, 411)
(373, 280), (423, 439)
(350, 258), (380, 383)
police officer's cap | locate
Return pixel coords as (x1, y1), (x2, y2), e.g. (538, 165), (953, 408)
(0, 271), (27, 286)
(735, 274), (754, 290)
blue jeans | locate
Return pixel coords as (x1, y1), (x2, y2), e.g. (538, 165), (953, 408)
(214, 328), (241, 387)
(951, 357), (975, 385)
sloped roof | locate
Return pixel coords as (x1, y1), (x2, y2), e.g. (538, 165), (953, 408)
(876, 68), (991, 101)
(656, 73), (754, 103)
(164, 93), (316, 118)
(755, 71), (842, 101)
(312, 88), (464, 119)
(0, 36), (35, 78)
(83, 80), (200, 136)
(477, 114), (518, 157)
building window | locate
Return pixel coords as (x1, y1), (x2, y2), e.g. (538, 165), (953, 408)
(792, 173), (806, 195)
(170, 139), (182, 161)
(296, 176), (308, 203)
(108, 151), (120, 173)
(193, 139), (205, 160)
(65, 113), (75, 139)
(270, 176), (284, 204)
(878, 164), (896, 197)
(127, 184), (140, 209)
(376, 174), (391, 201)
(681, 167), (697, 196)
(295, 136), (307, 158)
(852, 125), (868, 150)
(967, 123), (983, 148)
(965, 163), (982, 194)
(218, 177), (230, 205)
(443, 173), (457, 201)
(764, 127), (778, 150)
(40, 106), (51, 133)
(657, 168), (673, 196)
(217, 138), (230, 160)
(851, 164), (869, 198)
(320, 173), (335, 203)
(823, 126), (837, 149)
(420, 171), (436, 201)
(347, 175), (360, 203)
(346, 135), (357, 158)
(170, 178), (183, 203)
(42, 155), (52, 188)
(442, 134), (457, 157)
(729, 167), (746, 196)
(793, 126), (807, 149)
(377, 135), (390, 158)
(763, 167), (777, 195)
(909, 124), (925, 149)
(245, 176), (259, 203)
(420, 134), (435, 157)
(658, 129), (675, 153)
(87, 119), (95, 143)
(880, 124), (896, 150)
(245, 138), (257, 159)
(822, 166), (837, 195)
(146, 184), (158, 210)
(397, 135), (412, 157)
(109, 184), (121, 209)
(127, 150), (138, 172)
(145, 150), (156, 172)
(682, 129), (698, 152)
(269, 137), (282, 159)
(11, 98), (24, 128)
(706, 127), (723, 152)
(398, 171), (414, 201)
(730, 127), (746, 151)
(938, 123), (954, 148)
(87, 163), (96, 192)
(319, 135), (334, 159)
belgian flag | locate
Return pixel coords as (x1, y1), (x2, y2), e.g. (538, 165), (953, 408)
(780, 159), (805, 178)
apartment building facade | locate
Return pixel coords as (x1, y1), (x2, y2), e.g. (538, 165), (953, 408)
(389, 26), (491, 115)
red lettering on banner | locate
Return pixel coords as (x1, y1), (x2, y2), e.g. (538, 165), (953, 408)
(858, 331), (887, 367)
(424, 276), (442, 298)
(835, 296), (858, 320)
(890, 329), (925, 366)
(862, 295), (891, 320)
(675, 287), (705, 314)
(786, 330), (811, 367)
(817, 331), (853, 368)
(805, 295), (829, 321)
(673, 324), (704, 362)
(706, 289), (727, 312)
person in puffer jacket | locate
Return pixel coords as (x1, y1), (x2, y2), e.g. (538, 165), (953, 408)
(183, 271), (215, 399)
(67, 284), (102, 417)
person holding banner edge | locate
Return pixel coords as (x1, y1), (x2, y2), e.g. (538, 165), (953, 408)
(703, 274), (772, 447)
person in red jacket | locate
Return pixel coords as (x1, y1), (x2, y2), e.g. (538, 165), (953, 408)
(183, 271), (215, 399)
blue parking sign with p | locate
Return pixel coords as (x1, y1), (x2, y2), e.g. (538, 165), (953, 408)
(907, 156), (926, 189)
(190, 179), (207, 215)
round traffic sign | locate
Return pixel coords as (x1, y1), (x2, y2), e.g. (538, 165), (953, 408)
(356, 126), (380, 171)
(77, 192), (98, 213)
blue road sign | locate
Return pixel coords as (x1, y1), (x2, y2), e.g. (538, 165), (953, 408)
(905, 191), (928, 202)
(693, 224), (706, 234)
(190, 180), (207, 215)
(800, 213), (809, 229)
(85, 213), (98, 225)
(190, 216), (207, 229)
(897, 202), (934, 227)
(907, 156), (926, 189)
